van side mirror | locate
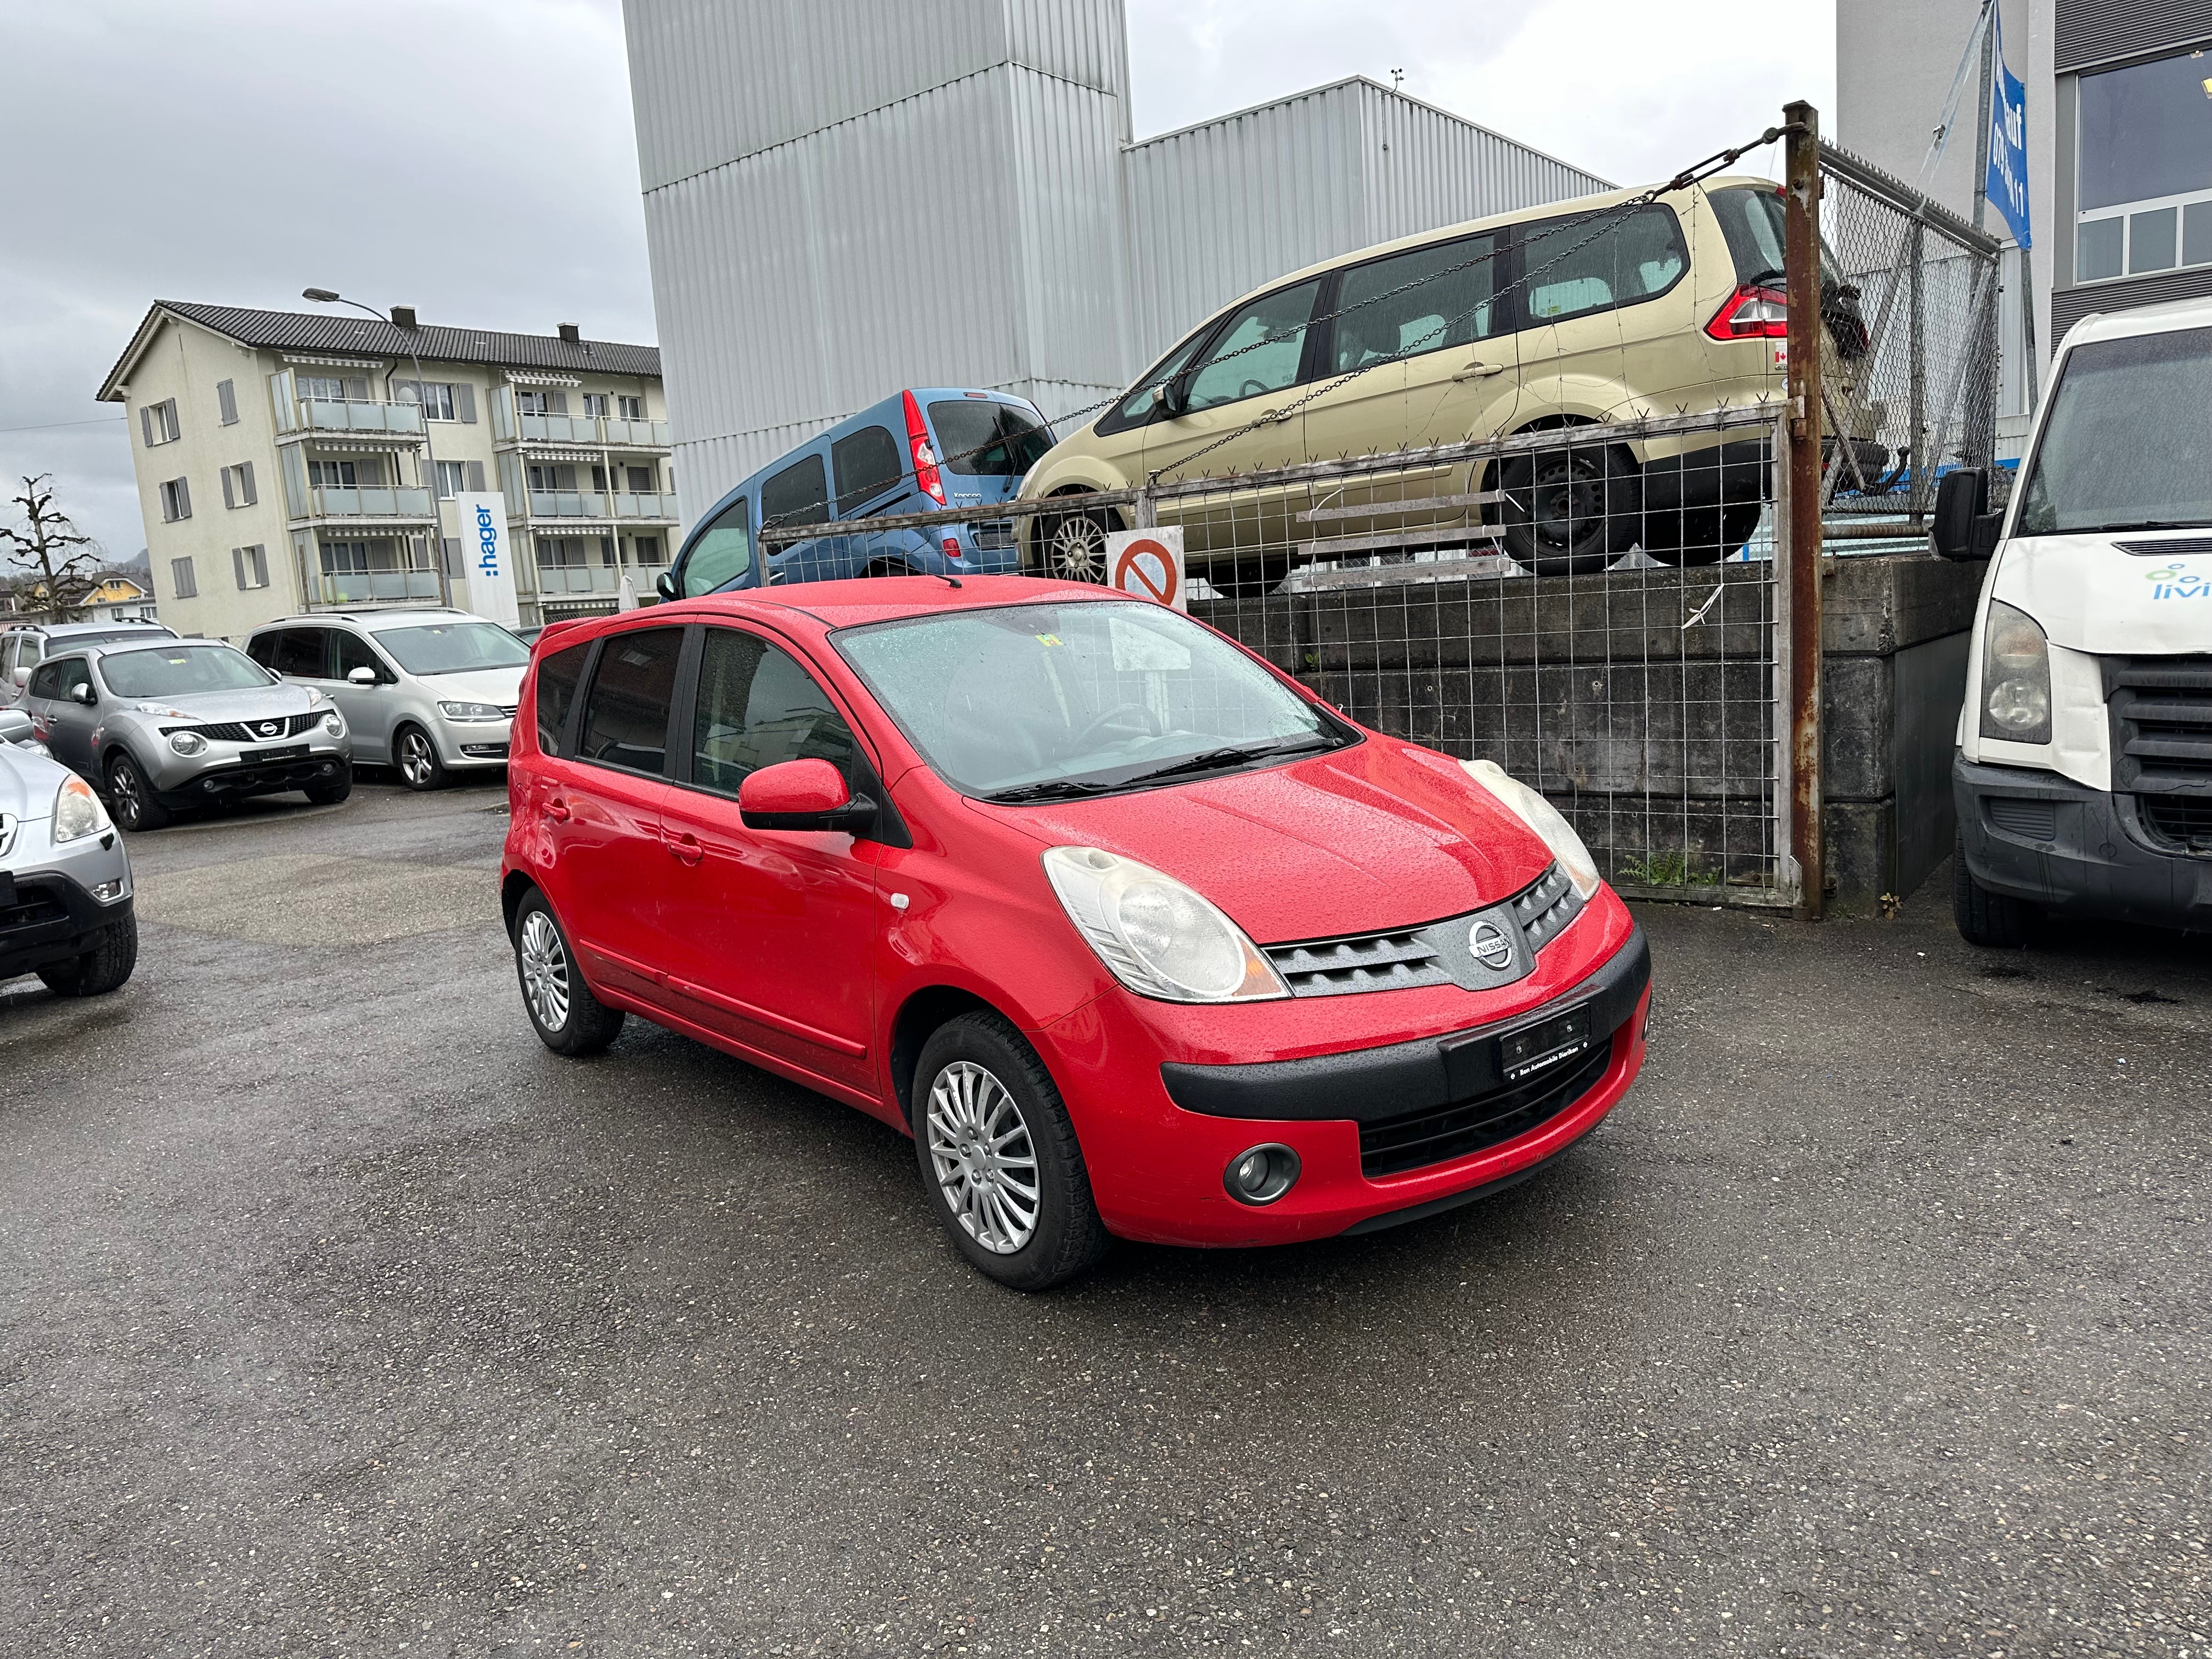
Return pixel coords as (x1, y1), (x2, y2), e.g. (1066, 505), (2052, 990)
(656, 569), (679, 602)
(737, 758), (877, 834)
(348, 665), (379, 686)
(1932, 468), (2000, 560)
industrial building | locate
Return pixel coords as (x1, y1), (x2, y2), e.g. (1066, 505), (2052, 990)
(622, 0), (1609, 527)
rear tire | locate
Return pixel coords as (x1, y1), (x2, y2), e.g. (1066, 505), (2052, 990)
(1953, 830), (2033, 947)
(912, 1011), (1110, 1291)
(38, 912), (138, 997)
(1644, 502), (1764, 568)
(304, 765), (353, 806)
(394, 724), (447, 792)
(1205, 552), (1292, 599)
(513, 890), (625, 1056)
(105, 751), (169, 832)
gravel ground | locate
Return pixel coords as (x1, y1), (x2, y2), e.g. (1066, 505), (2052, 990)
(2, 777), (2207, 1657)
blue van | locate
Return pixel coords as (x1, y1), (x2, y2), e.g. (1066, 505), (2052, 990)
(657, 388), (1055, 599)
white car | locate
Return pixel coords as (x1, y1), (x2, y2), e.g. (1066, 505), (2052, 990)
(246, 608), (529, 791)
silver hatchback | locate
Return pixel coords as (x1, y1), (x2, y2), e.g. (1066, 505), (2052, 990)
(245, 608), (527, 791)
(22, 639), (352, 831)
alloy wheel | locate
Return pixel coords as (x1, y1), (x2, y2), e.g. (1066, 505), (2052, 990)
(108, 761), (142, 828)
(1045, 514), (1109, 583)
(518, 910), (571, 1032)
(398, 731), (433, 787)
(925, 1060), (1041, 1255)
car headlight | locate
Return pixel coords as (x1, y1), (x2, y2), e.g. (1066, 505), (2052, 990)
(1460, 759), (1602, 899)
(168, 729), (207, 756)
(1041, 847), (1288, 1003)
(438, 700), (506, 721)
(53, 775), (111, 843)
(321, 711), (345, 737)
(1979, 599), (2051, 745)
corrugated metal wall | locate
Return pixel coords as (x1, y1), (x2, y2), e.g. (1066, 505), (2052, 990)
(1122, 78), (1611, 364)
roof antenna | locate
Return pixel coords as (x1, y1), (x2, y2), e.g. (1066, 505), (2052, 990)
(934, 571), (962, 588)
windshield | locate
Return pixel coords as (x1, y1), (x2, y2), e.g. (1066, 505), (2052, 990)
(927, 400), (1054, 477)
(99, 644), (271, 698)
(2018, 326), (2212, 536)
(834, 600), (1348, 799)
(373, 621), (531, 676)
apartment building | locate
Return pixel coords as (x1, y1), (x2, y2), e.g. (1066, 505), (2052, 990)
(96, 302), (675, 637)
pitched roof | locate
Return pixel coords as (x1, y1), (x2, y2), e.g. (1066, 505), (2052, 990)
(98, 301), (661, 399)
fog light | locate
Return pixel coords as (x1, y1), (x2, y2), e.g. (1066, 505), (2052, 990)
(1223, 1143), (1300, 1206)
(91, 879), (123, 902)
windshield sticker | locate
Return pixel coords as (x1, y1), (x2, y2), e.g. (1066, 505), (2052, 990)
(2145, 564), (2212, 600)
(1033, 634), (1063, 646)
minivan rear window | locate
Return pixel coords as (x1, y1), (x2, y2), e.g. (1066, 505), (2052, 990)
(832, 425), (904, 511)
(927, 401), (1054, 477)
(1522, 204), (1688, 324)
(1708, 186), (1787, 284)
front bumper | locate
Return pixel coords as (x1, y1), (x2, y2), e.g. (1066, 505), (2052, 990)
(435, 718), (514, 769)
(1040, 906), (1651, 1247)
(1, 830), (133, 981)
(145, 736), (352, 805)
(1955, 755), (2212, 930)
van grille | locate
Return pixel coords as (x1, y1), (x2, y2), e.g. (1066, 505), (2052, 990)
(2140, 796), (2212, 855)
(1359, 1038), (1614, 1177)
(2104, 656), (2212, 793)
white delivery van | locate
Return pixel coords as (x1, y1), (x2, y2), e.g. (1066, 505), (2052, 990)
(1934, 295), (2212, 944)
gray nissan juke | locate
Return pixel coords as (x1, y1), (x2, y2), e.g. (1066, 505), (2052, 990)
(22, 638), (353, 831)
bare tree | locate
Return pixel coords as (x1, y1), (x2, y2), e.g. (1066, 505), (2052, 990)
(2, 475), (103, 620)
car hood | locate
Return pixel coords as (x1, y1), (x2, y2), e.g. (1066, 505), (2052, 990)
(130, 684), (323, 725)
(0, 743), (72, 821)
(964, 738), (1554, 943)
(1993, 533), (2212, 654)
(409, 665), (526, 706)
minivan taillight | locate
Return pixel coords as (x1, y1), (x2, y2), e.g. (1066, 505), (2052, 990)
(1706, 285), (1788, 342)
(902, 390), (945, 505)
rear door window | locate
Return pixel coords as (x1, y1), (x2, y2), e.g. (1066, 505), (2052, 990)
(1331, 232), (1506, 370)
(27, 661), (64, 701)
(927, 400), (1054, 476)
(1521, 204), (1689, 324)
(534, 641), (591, 756)
(689, 628), (860, 795)
(272, 627), (331, 678)
(576, 627), (684, 776)
(831, 426), (904, 513)
(761, 453), (830, 530)
(1181, 280), (1323, 411)
(682, 496), (753, 597)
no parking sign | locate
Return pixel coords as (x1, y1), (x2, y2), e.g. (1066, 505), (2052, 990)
(1105, 527), (1186, 611)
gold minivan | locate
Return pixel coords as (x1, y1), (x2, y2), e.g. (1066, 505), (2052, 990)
(1019, 176), (1869, 590)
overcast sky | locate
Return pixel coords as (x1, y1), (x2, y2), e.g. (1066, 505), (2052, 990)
(0, 1), (1833, 564)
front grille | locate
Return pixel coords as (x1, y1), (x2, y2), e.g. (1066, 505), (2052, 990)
(2140, 795), (2212, 854)
(0, 889), (70, 937)
(174, 712), (324, 743)
(2115, 538), (2212, 556)
(1262, 864), (1585, 999)
(970, 520), (1017, 551)
(1266, 927), (1453, 997)
(2105, 656), (2212, 793)
(1511, 864), (1579, 951)
(1985, 796), (2057, 840)
(1359, 1038), (1614, 1177)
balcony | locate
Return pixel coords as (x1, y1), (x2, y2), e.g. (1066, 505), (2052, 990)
(314, 569), (443, 606)
(534, 557), (669, 597)
(297, 399), (425, 437)
(525, 490), (679, 521)
(302, 486), (436, 521)
(510, 413), (671, 448)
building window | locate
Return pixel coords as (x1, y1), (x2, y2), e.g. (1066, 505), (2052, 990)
(232, 545), (269, 590)
(216, 379), (238, 425)
(170, 556), (198, 599)
(528, 463), (578, 493)
(2076, 47), (2212, 282)
(617, 394), (645, 420)
(583, 393), (610, 418)
(140, 399), (180, 447)
(159, 477), (192, 522)
(436, 460), (469, 499)
(516, 388), (569, 416)
(400, 380), (456, 421)
(220, 461), (257, 508)
(625, 464), (656, 494)
(308, 459), (361, 489)
(633, 534), (664, 565)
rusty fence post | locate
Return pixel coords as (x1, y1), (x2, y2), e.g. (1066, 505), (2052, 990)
(1784, 101), (1826, 921)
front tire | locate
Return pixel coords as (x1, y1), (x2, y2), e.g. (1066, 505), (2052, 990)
(303, 765), (353, 806)
(394, 724), (447, 792)
(38, 912), (138, 997)
(513, 891), (625, 1056)
(1498, 447), (1636, 577)
(105, 751), (170, 832)
(1953, 830), (2033, 947)
(1037, 498), (1118, 584)
(913, 1011), (1109, 1291)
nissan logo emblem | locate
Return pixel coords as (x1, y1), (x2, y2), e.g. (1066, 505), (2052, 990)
(1469, 918), (1515, 972)
(258, 721), (280, 736)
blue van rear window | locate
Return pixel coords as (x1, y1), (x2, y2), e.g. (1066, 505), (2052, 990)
(832, 425), (903, 511)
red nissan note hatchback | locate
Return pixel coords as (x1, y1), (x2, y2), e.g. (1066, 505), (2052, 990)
(501, 577), (1650, 1289)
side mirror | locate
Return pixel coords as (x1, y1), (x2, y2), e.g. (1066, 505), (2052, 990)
(1161, 369), (1194, 416)
(348, 665), (379, 686)
(656, 569), (679, 602)
(737, 758), (876, 834)
(9, 666), (28, 688)
(69, 683), (97, 707)
(0, 708), (32, 744)
(1932, 467), (2001, 561)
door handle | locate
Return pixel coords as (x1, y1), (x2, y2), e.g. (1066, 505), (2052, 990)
(543, 797), (571, 823)
(669, 832), (703, 867)
(1453, 361), (1508, 380)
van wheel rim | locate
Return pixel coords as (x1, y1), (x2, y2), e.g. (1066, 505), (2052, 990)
(518, 910), (569, 1031)
(1046, 516), (1108, 583)
(399, 732), (432, 785)
(926, 1061), (1040, 1255)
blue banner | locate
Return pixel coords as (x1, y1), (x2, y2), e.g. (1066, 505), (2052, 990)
(1985, 7), (2032, 246)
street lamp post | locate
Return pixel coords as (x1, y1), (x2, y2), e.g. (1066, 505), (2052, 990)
(303, 288), (454, 607)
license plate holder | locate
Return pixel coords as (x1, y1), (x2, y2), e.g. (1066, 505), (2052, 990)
(241, 743), (309, 764)
(1499, 1005), (1592, 1082)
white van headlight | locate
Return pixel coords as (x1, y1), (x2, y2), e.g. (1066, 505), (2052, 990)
(1979, 600), (2052, 746)
(1461, 759), (1602, 899)
(1042, 847), (1288, 1003)
(53, 775), (111, 843)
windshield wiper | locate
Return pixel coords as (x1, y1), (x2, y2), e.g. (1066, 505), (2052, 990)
(981, 779), (1121, 804)
(2085, 519), (2208, 535)
(1121, 736), (1338, 787)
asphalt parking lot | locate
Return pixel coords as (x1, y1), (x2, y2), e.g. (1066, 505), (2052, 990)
(3, 779), (2208, 1658)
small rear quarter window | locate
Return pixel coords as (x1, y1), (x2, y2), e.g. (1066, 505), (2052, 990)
(534, 641), (591, 757)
